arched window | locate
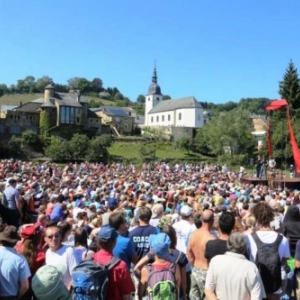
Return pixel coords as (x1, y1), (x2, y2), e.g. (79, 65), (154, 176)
(178, 113), (182, 121)
(156, 116), (159, 122)
(168, 114), (171, 121)
(151, 117), (153, 123)
(162, 115), (165, 122)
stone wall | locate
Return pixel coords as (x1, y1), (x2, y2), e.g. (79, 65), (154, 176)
(170, 127), (194, 141)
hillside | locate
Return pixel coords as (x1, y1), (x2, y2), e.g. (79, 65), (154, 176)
(0, 93), (124, 107)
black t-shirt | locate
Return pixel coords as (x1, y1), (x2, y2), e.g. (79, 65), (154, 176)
(205, 239), (227, 261)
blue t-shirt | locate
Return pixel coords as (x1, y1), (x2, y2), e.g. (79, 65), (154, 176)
(50, 203), (63, 222)
(113, 234), (136, 270)
(128, 225), (157, 261)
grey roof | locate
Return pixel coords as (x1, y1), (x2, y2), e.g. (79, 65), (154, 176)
(14, 102), (41, 112)
(147, 83), (162, 95)
(41, 98), (55, 108)
(87, 109), (100, 118)
(148, 96), (202, 114)
(51, 92), (83, 107)
(0, 105), (17, 111)
(97, 106), (132, 117)
(45, 84), (55, 89)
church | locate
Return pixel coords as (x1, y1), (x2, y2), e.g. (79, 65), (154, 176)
(144, 68), (204, 128)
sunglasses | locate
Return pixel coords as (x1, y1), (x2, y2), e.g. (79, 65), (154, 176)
(46, 234), (60, 240)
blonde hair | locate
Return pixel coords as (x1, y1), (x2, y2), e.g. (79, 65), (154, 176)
(244, 214), (256, 229)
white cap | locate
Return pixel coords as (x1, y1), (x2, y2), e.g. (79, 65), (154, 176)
(180, 205), (193, 217)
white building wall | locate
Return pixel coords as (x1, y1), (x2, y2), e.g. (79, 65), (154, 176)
(144, 95), (163, 126)
(147, 111), (174, 126)
(174, 108), (198, 127)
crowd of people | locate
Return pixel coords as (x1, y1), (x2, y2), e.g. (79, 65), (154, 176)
(0, 159), (299, 300)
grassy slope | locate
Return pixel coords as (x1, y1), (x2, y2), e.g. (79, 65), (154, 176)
(108, 141), (207, 162)
(0, 94), (121, 106)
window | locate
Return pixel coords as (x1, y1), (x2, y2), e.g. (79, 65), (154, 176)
(156, 116), (159, 122)
(151, 117), (153, 123)
(178, 113), (182, 121)
(60, 106), (75, 124)
(162, 115), (165, 122)
(77, 117), (80, 123)
(156, 97), (159, 101)
(10, 125), (21, 134)
(168, 114), (171, 121)
(148, 97), (151, 101)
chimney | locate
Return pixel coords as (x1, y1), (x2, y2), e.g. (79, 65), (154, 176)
(76, 90), (81, 103)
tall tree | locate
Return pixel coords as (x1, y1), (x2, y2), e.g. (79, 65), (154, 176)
(163, 95), (171, 100)
(279, 60), (300, 110)
(90, 78), (103, 93)
(35, 76), (53, 93)
(137, 94), (145, 103)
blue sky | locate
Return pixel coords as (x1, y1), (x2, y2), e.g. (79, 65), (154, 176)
(0, 0), (299, 103)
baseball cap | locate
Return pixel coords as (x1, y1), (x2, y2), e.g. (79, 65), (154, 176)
(98, 225), (118, 241)
(32, 265), (71, 300)
(74, 199), (84, 208)
(151, 203), (164, 218)
(180, 205), (193, 217)
(149, 233), (171, 258)
(107, 198), (118, 208)
(20, 224), (41, 240)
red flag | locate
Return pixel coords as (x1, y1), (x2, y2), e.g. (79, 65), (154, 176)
(287, 109), (300, 173)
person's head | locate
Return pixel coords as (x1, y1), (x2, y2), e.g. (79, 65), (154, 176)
(45, 225), (62, 251)
(57, 221), (72, 241)
(19, 225), (42, 269)
(243, 214), (256, 230)
(161, 225), (177, 249)
(151, 203), (164, 219)
(251, 202), (274, 227)
(227, 232), (246, 254)
(180, 205), (193, 220)
(149, 233), (171, 259)
(107, 198), (118, 211)
(0, 225), (21, 247)
(74, 227), (88, 248)
(219, 211), (235, 235)
(138, 206), (152, 224)
(97, 226), (118, 252)
(201, 209), (214, 228)
(193, 212), (202, 229)
(109, 212), (127, 234)
(8, 178), (17, 187)
(32, 265), (71, 300)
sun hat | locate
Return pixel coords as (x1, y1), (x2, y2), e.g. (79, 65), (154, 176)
(157, 216), (172, 229)
(32, 265), (71, 300)
(151, 203), (164, 218)
(180, 205), (193, 217)
(0, 226), (21, 243)
(149, 233), (171, 258)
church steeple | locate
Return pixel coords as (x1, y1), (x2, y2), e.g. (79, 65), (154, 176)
(147, 64), (162, 96)
(152, 66), (158, 84)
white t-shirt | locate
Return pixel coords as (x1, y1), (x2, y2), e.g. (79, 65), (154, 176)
(246, 231), (290, 294)
(46, 245), (77, 287)
(173, 219), (193, 254)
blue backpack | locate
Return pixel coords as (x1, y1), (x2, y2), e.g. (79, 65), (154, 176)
(72, 257), (120, 300)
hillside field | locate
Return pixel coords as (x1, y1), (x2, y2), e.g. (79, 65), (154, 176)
(108, 141), (207, 163)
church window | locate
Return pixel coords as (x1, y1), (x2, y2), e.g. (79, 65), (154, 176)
(151, 117), (153, 123)
(178, 113), (182, 121)
(162, 115), (165, 122)
(156, 97), (159, 101)
(168, 114), (171, 121)
(148, 97), (151, 101)
(156, 116), (159, 122)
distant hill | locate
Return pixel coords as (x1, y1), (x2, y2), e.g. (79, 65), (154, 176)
(0, 93), (124, 107)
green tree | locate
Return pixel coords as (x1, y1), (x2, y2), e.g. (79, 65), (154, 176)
(0, 84), (8, 97)
(35, 76), (53, 92)
(279, 60), (300, 110)
(21, 131), (39, 147)
(177, 136), (192, 153)
(39, 110), (51, 136)
(45, 136), (70, 161)
(85, 135), (111, 162)
(163, 95), (171, 100)
(69, 133), (90, 160)
(114, 92), (124, 101)
(90, 78), (103, 93)
(24, 76), (35, 93)
(137, 95), (145, 103)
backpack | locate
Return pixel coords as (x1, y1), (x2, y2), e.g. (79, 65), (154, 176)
(146, 261), (177, 300)
(72, 257), (120, 300)
(251, 232), (283, 294)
